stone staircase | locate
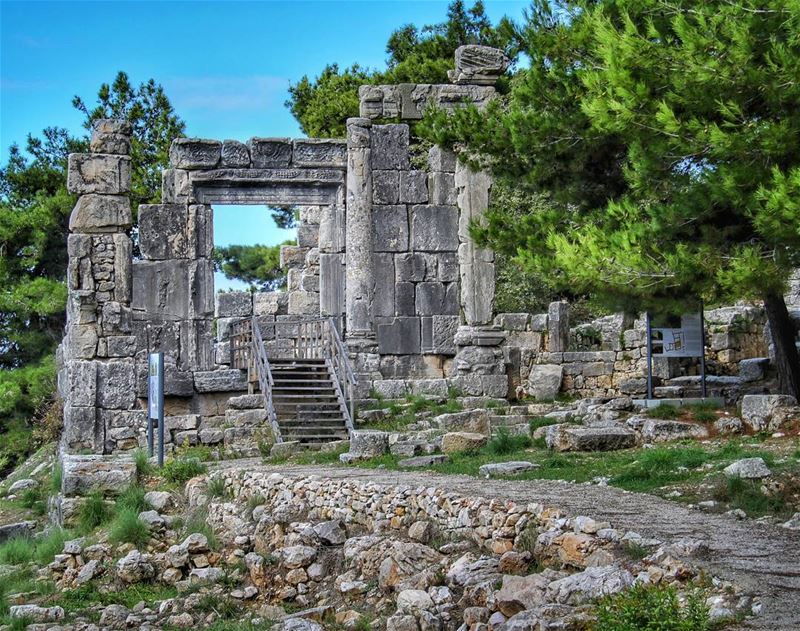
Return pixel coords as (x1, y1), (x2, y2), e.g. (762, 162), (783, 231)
(269, 358), (350, 444)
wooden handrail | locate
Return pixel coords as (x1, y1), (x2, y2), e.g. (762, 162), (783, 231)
(250, 316), (281, 443)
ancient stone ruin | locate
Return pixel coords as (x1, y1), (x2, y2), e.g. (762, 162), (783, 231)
(58, 45), (779, 470)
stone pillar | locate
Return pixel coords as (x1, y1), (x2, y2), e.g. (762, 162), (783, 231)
(548, 301), (570, 352)
(455, 161), (495, 326)
(64, 119), (142, 455)
(345, 118), (375, 340)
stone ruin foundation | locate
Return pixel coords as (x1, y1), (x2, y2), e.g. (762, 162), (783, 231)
(57, 46), (783, 476)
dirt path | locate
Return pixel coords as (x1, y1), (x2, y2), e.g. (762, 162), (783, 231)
(214, 461), (800, 630)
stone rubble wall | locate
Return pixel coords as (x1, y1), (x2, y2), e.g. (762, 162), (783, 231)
(498, 302), (772, 401)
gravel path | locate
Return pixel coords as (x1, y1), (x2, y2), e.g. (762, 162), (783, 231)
(214, 460), (800, 630)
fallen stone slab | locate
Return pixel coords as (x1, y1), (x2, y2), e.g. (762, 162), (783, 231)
(640, 419), (709, 443)
(740, 394), (798, 432)
(479, 461), (540, 478)
(441, 431), (488, 454)
(340, 430), (389, 463)
(0, 520), (36, 544)
(398, 455), (448, 468)
(546, 425), (637, 452)
(723, 458), (772, 479)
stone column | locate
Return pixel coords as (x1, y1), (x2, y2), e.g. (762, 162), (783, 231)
(64, 119), (141, 455)
(548, 301), (570, 352)
(455, 161), (495, 326)
(345, 118), (376, 340)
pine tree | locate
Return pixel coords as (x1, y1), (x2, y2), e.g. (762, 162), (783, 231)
(422, 0), (800, 397)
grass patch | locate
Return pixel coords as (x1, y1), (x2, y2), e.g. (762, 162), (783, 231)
(197, 593), (241, 618)
(529, 416), (560, 432)
(118, 485), (152, 514)
(0, 537), (34, 565)
(78, 491), (113, 532)
(712, 476), (791, 518)
(595, 583), (711, 630)
(0, 528), (71, 567)
(486, 428), (531, 455)
(19, 487), (46, 516)
(182, 508), (219, 550)
(646, 404), (681, 419)
(133, 449), (153, 479)
(109, 508), (150, 547)
(612, 446), (710, 492)
(51, 463), (62, 494)
(57, 582), (178, 612)
(360, 393), (463, 431)
(161, 456), (207, 485)
(207, 476), (229, 499)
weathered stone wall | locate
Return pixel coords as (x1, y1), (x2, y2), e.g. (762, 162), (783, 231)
(501, 303), (772, 401)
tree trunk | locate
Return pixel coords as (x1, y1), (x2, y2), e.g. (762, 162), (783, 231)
(763, 292), (800, 400)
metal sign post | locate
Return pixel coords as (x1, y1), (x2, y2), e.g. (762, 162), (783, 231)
(148, 352), (165, 466)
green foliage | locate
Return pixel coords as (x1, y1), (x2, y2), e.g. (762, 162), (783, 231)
(486, 427), (531, 455)
(181, 508), (219, 550)
(0, 528), (70, 566)
(594, 584), (711, 631)
(58, 582), (177, 612)
(133, 449), (153, 479)
(0, 536), (34, 565)
(109, 508), (150, 547)
(213, 240), (293, 291)
(207, 476), (228, 499)
(529, 416), (560, 432)
(160, 456), (207, 485)
(421, 0), (800, 392)
(712, 475), (791, 518)
(286, 1), (513, 137)
(78, 491), (113, 532)
(613, 447), (710, 490)
(117, 485), (151, 514)
(646, 404), (681, 420)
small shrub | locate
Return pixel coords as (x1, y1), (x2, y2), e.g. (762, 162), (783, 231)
(207, 476), (228, 499)
(594, 584), (710, 631)
(78, 491), (113, 532)
(50, 463), (63, 494)
(486, 427), (531, 455)
(622, 540), (650, 561)
(109, 508), (150, 547)
(118, 485), (151, 514)
(161, 457), (207, 484)
(0, 537), (34, 565)
(133, 449), (153, 479)
(197, 593), (240, 618)
(646, 404), (680, 419)
(246, 494), (266, 516)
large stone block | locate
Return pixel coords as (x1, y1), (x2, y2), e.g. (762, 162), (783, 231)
(428, 146), (457, 172)
(428, 172), (457, 205)
(432, 315), (459, 354)
(451, 45), (510, 84)
(220, 140), (250, 167)
(280, 246), (309, 270)
(66, 360), (97, 407)
(373, 170), (400, 204)
(189, 259), (215, 319)
(411, 206), (459, 252)
(373, 253), (396, 318)
(69, 194), (132, 233)
(395, 252), (426, 282)
(525, 364), (563, 400)
(132, 260), (189, 319)
(63, 405), (101, 454)
(194, 369), (248, 393)
(548, 302), (570, 353)
(371, 124), (410, 170)
(415, 282), (446, 316)
(399, 171), (428, 204)
(112, 233), (133, 302)
(138, 204), (188, 259)
(188, 204), (214, 258)
(546, 425), (637, 452)
(65, 324), (98, 359)
(373, 205), (409, 252)
(97, 360), (136, 410)
(62, 455), (137, 496)
(741, 394), (798, 432)
(161, 168), (190, 203)
(169, 138), (221, 170)
(288, 291), (319, 315)
(377, 317), (421, 355)
(318, 205), (346, 253)
(67, 154), (131, 194)
(248, 138), (292, 168)
(90, 119), (131, 154)
(215, 291), (252, 318)
(100, 301), (132, 335)
(292, 139), (347, 168)
(253, 291), (289, 315)
(319, 253), (345, 317)
(394, 282), (415, 316)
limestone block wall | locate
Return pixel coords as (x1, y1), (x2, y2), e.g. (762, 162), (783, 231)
(60, 120), (145, 455)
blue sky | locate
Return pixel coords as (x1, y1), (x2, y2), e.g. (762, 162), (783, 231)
(1, 0), (527, 289)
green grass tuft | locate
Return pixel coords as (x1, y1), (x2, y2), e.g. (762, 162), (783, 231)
(117, 485), (151, 514)
(0, 537), (34, 565)
(161, 456), (207, 484)
(133, 449), (153, 479)
(207, 476), (228, 499)
(595, 584), (711, 631)
(182, 508), (219, 550)
(486, 427), (531, 455)
(78, 491), (113, 533)
(109, 508), (150, 547)
(646, 404), (681, 419)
